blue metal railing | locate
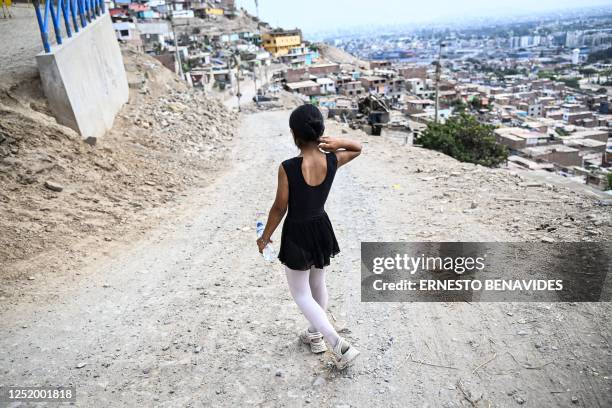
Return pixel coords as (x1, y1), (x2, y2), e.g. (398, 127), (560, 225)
(33, 0), (106, 53)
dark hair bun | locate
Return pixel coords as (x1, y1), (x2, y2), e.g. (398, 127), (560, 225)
(289, 104), (325, 143)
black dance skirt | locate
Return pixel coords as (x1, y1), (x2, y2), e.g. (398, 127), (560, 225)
(278, 212), (340, 271)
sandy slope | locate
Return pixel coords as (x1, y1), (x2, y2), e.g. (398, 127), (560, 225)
(0, 110), (610, 407)
(0, 47), (236, 275)
(315, 42), (368, 68)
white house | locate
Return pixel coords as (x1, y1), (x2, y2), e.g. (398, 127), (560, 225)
(113, 22), (139, 42)
(172, 9), (194, 18)
(528, 103), (542, 118)
(316, 77), (336, 94)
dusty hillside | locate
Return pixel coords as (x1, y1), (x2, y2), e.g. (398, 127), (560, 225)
(315, 42), (367, 67)
(0, 47), (237, 276)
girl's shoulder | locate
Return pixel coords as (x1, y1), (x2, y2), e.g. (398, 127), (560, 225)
(282, 156), (301, 164)
(281, 156), (301, 171)
(326, 151), (338, 163)
(282, 153), (336, 167)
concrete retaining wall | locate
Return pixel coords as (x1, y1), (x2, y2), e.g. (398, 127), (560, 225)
(36, 13), (128, 141)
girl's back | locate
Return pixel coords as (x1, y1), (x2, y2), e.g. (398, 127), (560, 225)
(282, 152), (337, 222)
(300, 151), (328, 187)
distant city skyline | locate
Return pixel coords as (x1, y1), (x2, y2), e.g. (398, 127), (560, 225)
(236, 0), (612, 37)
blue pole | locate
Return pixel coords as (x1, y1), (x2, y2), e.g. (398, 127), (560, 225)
(69, 0), (79, 32)
(49, 0), (63, 45)
(33, 0), (51, 53)
(61, 0), (73, 38)
(78, 0), (87, 27)
(86, 0), (92, 22)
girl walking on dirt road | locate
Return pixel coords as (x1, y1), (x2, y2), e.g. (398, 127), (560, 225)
(257, 104), (362, 369)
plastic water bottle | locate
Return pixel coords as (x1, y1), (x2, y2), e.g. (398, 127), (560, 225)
(256, 221), (277, 262)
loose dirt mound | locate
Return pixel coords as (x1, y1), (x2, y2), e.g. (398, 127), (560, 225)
(314, 42), (367, 67)
(0, 46), (237, 274)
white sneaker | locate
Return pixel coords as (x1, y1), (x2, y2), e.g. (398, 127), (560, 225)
(299, 329), (328, 354)
(332, 337), (360, 369)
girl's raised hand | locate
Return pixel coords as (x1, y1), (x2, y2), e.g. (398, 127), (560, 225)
(318, 136), (340, 152)
(319, 136), (363, 167)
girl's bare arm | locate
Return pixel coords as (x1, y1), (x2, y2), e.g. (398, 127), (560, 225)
(318, 136), (362, 167)
(258, 164), (289, 253)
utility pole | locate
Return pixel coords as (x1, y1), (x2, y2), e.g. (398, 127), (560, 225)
(233, 52), (242, 112)
(236, 66), (241, 111)
(253, 63), (259, 105)
(434, 41), (445, 124)
(166, 0), (184, 80)
(207, 60), (214, 95)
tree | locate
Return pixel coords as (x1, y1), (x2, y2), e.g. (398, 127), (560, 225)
(450, 99), (467, 113)
(537, 70), (557, 80)
(607, 173), (612, 191)
(562, 77), (580, 89)
(587, 47), (612, 64)
(416, 114), (508, 167)
(579, 68), (597, 78)
(468, 97), (483, 110)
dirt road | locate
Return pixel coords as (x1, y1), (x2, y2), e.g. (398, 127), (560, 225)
(1, 110), (610, 407)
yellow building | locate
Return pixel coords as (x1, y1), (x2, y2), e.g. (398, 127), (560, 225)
(204, 8), (224, 16)
(262, 29), (302, 57)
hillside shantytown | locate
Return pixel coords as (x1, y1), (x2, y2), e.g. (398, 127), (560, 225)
(110, 0), (612, 191)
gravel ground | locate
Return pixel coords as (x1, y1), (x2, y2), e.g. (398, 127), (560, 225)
(0, 110), (610, 407)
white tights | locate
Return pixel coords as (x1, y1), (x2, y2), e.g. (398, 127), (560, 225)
(285, 266), (340, 347)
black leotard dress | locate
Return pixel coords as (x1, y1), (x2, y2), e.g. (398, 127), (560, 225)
(278, 152), (340, 271)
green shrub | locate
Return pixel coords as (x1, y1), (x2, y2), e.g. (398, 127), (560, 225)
(416, 114), (508, 167)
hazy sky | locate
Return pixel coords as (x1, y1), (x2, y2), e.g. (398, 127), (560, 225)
(236, 0), (612, 36)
